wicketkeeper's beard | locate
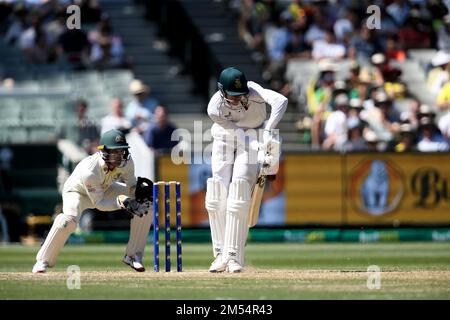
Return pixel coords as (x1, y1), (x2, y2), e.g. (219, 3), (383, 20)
(101, 150), (130, 169)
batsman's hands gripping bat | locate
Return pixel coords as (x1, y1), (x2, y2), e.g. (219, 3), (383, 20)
(248, 130), (281, 227)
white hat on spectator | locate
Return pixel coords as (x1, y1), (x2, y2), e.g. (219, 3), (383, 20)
(364, 130), (380, 143)
(334, 93), (349, 106)
(431, 50), (450, 67)
(400, 123), (415, 135)
(419, 104), (435, 115)
(349, 98), (363, 109)
(371, 53), (386, 65)
(130, 79), (150, 95)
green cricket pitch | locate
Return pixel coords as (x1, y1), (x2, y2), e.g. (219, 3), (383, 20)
(1, 242), (449, 299)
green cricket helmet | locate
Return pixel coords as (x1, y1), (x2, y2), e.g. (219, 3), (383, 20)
(217, 67), (249, 110)
(218, 67), (249, 96)
(97, 129), (130, 168)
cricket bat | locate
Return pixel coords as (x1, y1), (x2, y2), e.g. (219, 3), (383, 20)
(248, 168), (267, 228)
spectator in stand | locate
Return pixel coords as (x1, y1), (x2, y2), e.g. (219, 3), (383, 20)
(384, 35), (406, 62)
(304, 10), (328, 47)
(394, 123), (417, 152)
(89, 16), (125, 70)
(18, 13), (50, 64)
(417, 117), (449, 152)
(90, 35), (124, 70)
(44, 9), (66, 61)
(370, 53), (404, 99)
(237, 0), (271, 63)
(436, 81), (450, 111)
(101, 97), (132, 135)
(437, 14), (450, 51)
(438, 106), (450, 143)
(74, 99), (100, 155)
(347, 97), (364, 125)
(348, 26), (381, 65)
(363, 129), (382, 152)
(333, 8), (355, 43)
(284, 21), (311, 61)
(57, 25), (90, 70)
(345, 61), (361, 90)
(311, 29), (346, 61)
(342, 117), (369, 152)
(143, 105), (179, 155)
(417, 104), (437, 123)
(427, 50), (450, 95)
(322, 93), (349, 151)
(386, 0), (411, 27)
(79, 0), (102, 24)
(4, 4), (28, 46)
(265, 10), (292, 89)
(365, 90), (400, 149)
(125, 80), (159, 134)
(398, 9), (432, 50)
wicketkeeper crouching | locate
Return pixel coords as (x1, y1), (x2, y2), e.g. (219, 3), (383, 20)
(32, 129), (153, 273)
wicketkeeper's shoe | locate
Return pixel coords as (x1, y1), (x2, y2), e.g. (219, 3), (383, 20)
(122, 255), (145, 272)
(227, 259), (243, 273)
(209, 254), (227, 273)
(32, 261), (48, 273)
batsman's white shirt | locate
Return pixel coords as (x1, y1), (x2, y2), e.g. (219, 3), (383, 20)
(206, 81), (287, 267)
(208, 81), (287, 131)
(207, 81), (287, 186)
(63, 152), (137, 218)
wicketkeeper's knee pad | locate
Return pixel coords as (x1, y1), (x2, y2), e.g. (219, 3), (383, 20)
(205, 178), (228, 214)
(54, 213), (78, 233)
(227, 179), (251, 216)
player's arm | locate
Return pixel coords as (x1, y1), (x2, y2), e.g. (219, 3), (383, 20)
(249, 81), (288, 131)
(82, 172), (121, 211)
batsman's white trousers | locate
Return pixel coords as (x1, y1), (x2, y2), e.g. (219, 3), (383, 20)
(36, 182), (152, 266)
(207, 124), (258, 267)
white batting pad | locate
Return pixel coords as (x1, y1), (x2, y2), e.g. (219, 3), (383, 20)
(126, 212), (152, 258)
(36, 214), (77, 267)
(205, 178), (228, 257)
(223, 179), (251, 265)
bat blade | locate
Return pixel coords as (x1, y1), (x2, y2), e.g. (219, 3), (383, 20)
(248, 173), (267, 228)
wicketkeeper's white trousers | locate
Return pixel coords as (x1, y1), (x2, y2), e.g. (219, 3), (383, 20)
(36, 183), (152, 266)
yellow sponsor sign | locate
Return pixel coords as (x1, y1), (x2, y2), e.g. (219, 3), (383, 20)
(345, 153), (450, 225)
(285, 153), (450, 225)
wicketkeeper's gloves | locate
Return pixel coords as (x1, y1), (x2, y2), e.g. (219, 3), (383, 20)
(117, 195), (150, 218)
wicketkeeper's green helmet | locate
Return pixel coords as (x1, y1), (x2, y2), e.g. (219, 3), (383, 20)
(98, 129), (130, 150)
(97, 130), (130, 168)
(218, 67), (249, 96)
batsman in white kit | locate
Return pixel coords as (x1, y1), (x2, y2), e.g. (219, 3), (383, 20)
(32, 129), (153, 273)
(206, 67), (287, 273)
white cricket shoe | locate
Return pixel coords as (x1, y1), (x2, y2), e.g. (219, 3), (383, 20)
(227, 260), (243, 273)
(209, 254), (227, 273)
(32, 261), (48, 273)
(122, 255), (145, 272)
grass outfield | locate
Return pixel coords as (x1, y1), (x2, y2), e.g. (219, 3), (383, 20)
(0, 242), (449, 299)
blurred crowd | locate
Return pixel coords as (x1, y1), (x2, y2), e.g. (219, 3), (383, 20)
(0, 0), (130, 71)
(0, 1), (179, 155)
(72, 78), (179, 156)
(228, 0), (450, 152)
